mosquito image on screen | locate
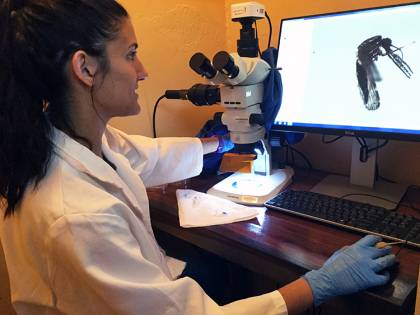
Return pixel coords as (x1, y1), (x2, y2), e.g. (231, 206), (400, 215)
(356, 35), (413, 110)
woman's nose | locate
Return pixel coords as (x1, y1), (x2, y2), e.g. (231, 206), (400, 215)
(136, 59), (148, 81)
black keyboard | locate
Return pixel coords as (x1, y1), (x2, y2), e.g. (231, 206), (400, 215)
(265, 189), (420, 249)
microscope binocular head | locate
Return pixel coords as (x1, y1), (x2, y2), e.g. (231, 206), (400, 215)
(189, 51), (240, 82)
(189, 51), (270, 86)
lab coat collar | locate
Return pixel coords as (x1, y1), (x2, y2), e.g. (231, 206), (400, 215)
(52, 128), (146, 223)
(52, 127), (121, 186)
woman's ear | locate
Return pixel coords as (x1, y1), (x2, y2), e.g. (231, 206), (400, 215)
(70, 50), (99, 87)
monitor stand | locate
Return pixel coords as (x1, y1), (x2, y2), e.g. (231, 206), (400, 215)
(311, 138), (407, 209)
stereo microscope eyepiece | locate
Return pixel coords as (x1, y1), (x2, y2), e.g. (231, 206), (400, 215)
(189, 53), (217, 79)
(213, 51), (240, 79)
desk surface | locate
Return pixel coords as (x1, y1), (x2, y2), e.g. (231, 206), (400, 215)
(147, 169), (420, 314)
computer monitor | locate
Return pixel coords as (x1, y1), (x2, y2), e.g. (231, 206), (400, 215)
(272, 2), (420, 208)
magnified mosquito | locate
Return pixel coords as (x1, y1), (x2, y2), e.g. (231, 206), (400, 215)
(356, 35), (413, 110)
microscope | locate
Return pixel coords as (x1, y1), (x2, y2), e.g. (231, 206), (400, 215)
(165, 2), (293, 205)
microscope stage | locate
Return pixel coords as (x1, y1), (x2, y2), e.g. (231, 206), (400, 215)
(207, 166), (294, 206)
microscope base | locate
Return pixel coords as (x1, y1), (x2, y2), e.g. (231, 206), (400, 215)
(207, 166), (294, 206)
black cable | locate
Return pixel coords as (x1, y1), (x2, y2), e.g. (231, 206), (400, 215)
(375, 162), (396, 183)
(152, 95), (166, 138)
(322, 136), (392, 184)
(338, 193), (398, 209)
(287, 146), (292, 165)
(287, 145), (313, 170)
(265, 11), (273, 49)
(321, 135), (343, 144)
(356, 137), (388, 162)
(254, 21), (262, 57)
(356, 136), (367, 148)
(284, 145), (290, 165)
(356, 136), (367, 162)
(377, 174), (396, 184)
(367, 139), (389, 153)
(399, 185), (420, 214)
(355, 137), (389, 152)
(395, 240), (407, 256)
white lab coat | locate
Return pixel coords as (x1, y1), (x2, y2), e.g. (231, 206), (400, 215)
(0, 126), (287, 315)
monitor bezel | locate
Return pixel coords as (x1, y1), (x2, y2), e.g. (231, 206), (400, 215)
(271, 1), (420, 142)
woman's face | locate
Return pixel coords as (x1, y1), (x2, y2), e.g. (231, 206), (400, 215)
(93, 18), (147, 120)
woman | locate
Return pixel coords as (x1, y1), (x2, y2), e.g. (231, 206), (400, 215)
(0, 1), (395, 315)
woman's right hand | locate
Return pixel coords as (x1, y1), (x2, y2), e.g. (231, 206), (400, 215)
(303, 235), (396, 306)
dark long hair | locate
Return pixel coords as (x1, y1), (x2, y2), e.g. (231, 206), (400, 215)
(0, 0), (128, 217)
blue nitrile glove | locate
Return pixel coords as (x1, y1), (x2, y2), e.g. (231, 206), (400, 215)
(303, 235), (396, 306)
(216, 134), (234, 153)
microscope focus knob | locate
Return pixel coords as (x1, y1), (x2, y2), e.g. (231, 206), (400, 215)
(249, 113), (264, 126)
(213, 51), (240, 79)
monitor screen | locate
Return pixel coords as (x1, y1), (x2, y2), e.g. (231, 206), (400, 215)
(273, 2), (420, 141)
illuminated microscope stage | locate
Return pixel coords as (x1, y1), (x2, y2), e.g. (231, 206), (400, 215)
(207, 166), (294, 205)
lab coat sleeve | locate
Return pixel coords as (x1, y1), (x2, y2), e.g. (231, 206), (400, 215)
(46, 212), (288, 315)
(104, 126), (203, 187)
(222, 291), (288, 315)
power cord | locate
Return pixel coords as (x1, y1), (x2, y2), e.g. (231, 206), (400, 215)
(321, 135), (388, 164)
(399, 185), (420, 214)
(375, 162), (396, 183)
(356, 137), (368, 162)
(291, 145), (313, 170)
(265, 11), (273, 49)
(368, 139), (388, 153)
(284, 145), (290, 165)
(254, 21), (263, 57)
(395, 240), (408, 256)
(338, 188), (420, 214)
(254, 10), (273, 57)
(283, 144), (313, 170)
(321, 135), (343, 144)
(337, 193), (399, 210)
(152, 95), (166, 138)
(356, 137), (388, 162)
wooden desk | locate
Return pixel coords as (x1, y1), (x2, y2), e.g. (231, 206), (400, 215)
(148, 170), (420, 315)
